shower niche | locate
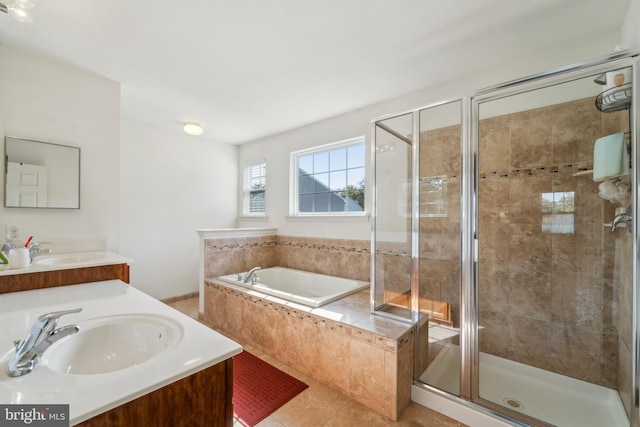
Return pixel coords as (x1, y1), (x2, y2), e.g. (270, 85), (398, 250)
(371, 52), (638, 427)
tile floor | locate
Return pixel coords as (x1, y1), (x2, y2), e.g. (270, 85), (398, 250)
(167, 297), (467, 427)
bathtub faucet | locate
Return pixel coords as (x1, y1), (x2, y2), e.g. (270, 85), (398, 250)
(28, 242), (52, 261)
(7, 307), (82, 377)
(243, 266), (262, 284)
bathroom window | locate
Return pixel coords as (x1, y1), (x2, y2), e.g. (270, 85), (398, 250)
(541, 191), (575, 234)
(290, 136), (365, 215)
(243, 162), (266, 216)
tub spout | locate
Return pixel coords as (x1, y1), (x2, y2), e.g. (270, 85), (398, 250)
(243, 267), (261, 284)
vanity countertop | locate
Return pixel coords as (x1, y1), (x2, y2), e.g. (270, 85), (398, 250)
(0, 280), (242, 424)
(0, 251), (133, 276)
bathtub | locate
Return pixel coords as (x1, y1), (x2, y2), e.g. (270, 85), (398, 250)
(218, 267), (369, 308)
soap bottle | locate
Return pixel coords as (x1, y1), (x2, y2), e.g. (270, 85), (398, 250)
(0, 237), (16, 264)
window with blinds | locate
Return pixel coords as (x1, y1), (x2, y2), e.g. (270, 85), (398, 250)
(243, 162), (266, 216)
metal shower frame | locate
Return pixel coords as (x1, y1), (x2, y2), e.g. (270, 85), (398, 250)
(370, 49), (640, 427)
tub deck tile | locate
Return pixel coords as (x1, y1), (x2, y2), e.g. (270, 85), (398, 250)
(206, 280), (412, 343)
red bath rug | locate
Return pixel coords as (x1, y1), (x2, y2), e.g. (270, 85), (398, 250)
(233, 350), (308, 426)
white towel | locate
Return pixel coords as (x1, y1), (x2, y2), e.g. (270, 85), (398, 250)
(593, 133), (628, 182)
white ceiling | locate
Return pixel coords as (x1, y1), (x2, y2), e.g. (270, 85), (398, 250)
(0, 0), (631, 144)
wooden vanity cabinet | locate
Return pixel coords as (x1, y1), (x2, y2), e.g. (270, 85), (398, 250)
(76, 358), (233, 427)
(0, 263), (130, 294)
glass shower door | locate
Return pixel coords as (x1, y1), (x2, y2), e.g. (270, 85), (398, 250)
(414, 100), (462, 395)
(475, 65), (634, 426)
(372, 112), (414, 321)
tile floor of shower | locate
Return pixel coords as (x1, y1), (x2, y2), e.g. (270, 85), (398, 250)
(421, 323), (629, 427)
(168, 297), (466, 427)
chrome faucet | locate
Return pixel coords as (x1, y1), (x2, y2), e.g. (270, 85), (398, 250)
(27, 242), (51, 261)
(243, 266), (262, 284)
(7, 307), (82, 377)
(611, 212), (632, 232)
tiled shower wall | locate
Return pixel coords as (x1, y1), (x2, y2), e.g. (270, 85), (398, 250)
(203, 235), (370, 283)
(420, 97), (630, 390)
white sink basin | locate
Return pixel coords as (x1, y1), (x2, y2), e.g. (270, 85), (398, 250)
(44, 314), (183, 375)
(33, 253), (106, 266)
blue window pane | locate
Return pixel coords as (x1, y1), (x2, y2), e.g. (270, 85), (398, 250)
(299, 155), (313, 174)
(299, 173), (315, 194)
(314, 152), (329, 173)
(314, 173), (329, 192)
(347, 144), (365, 168)
(330, 148), (347, 170)
(329, 170), (346, 191)
(299, 194), (313, 212)
(329, 193), (346, 212)
(314, 192), (329, 211)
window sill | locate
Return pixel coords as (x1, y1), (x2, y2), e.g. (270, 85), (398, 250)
(285, 214), (370, 222)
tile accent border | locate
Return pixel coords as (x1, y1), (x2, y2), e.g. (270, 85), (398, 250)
(478, 161), (593, 180)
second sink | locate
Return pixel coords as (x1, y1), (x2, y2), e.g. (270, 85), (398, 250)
(32, 253), (106, 266)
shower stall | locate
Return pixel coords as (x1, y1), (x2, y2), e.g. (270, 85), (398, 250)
(371, 51), (639, 426)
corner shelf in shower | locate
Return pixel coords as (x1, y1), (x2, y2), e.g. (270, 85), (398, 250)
(595, 83), (631, 112)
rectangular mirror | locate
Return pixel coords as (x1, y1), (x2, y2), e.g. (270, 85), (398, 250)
(4, 137), (80, 209)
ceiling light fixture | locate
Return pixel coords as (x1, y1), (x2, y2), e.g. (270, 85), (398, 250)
(0, 0), (34, 23)
(183, 122), (204, 136)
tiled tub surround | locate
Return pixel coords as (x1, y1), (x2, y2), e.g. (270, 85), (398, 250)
(201, 233), (415, 418)
(203, 279), (414, 420)
(275, 236), (370, 281)
(202, 234), (370, 282)
(418, 97), (630, 405)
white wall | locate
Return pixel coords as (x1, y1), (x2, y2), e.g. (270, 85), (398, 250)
(622, 0), (640, 48)
(238, 30), (625, 241)
(0, 45), (120, 248)
(0, 46), (238, 301)
(119, 119), (238, 299)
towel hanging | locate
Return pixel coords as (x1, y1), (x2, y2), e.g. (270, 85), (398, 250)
(593, 132), (628, 182)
